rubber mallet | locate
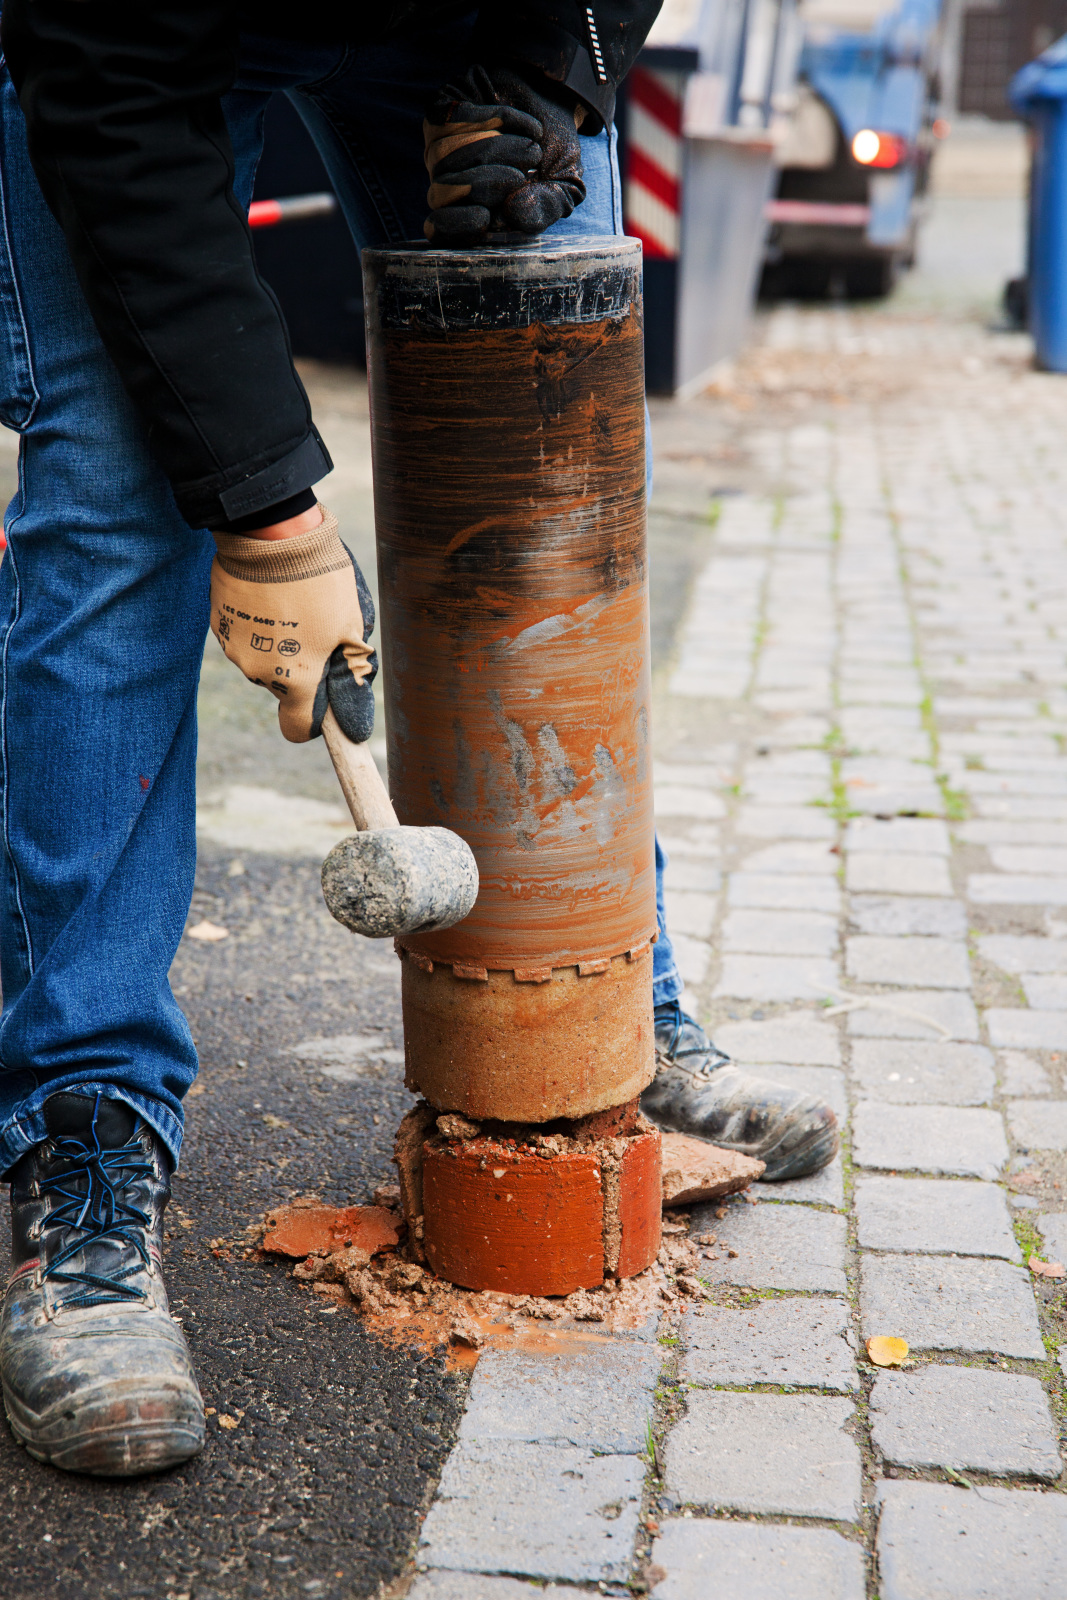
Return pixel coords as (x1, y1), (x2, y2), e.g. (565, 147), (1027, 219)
(319, 708), (478, 939)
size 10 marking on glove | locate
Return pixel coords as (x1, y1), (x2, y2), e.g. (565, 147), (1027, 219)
(585, 8), (607, 82)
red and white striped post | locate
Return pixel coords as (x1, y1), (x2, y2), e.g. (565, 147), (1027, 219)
(623, 65), (685, 264)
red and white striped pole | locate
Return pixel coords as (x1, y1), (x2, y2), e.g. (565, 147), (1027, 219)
(247, 192), (337, 229)
(623, 66), (685, 261)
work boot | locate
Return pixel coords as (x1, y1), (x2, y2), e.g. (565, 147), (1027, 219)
(641, 1002), (839, 1180)
(1, 1092), (205, 1475)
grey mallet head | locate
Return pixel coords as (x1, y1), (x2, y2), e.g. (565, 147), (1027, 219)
(320, 825), (479, 939)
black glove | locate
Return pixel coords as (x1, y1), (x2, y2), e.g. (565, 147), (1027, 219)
(423, 65), (586, 244)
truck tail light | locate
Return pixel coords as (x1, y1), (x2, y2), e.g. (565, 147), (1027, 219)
(851, 129), (908, 168)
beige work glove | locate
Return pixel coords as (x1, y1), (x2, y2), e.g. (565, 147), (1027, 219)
(210, 505), (377, 744)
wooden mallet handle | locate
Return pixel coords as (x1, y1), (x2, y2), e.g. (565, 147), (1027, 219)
(321, 706), (399, 832)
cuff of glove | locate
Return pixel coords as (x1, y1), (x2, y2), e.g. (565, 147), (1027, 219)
(212, 505), (348, 583)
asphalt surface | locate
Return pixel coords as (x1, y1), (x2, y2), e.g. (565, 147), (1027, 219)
(0, 841), (467, 1600)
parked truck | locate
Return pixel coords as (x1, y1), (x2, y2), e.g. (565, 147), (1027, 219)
(762, 0), (944, 298)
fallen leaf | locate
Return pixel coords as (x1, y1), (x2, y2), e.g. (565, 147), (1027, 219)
(1029, 1255), (1066, 1279)
(187, 919), (229, 942)
(866, 1335), (909, 1367)
(217, 1415), (239, 1430)
(262, 1114), (288, 1130)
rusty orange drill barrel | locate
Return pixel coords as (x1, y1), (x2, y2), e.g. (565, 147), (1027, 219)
(363, 238), (660, 1292)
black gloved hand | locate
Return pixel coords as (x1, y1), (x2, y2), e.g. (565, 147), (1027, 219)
(423, 65), (586, 244)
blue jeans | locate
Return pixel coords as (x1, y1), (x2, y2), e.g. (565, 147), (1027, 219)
(0, 29), (681, 1172)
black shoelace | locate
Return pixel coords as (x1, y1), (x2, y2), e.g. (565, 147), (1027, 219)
(38, 1096), (153, 1310)
(654, 1000), (731, 1078)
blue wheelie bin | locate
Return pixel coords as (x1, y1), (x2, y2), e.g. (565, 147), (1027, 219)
(1012, 37), (1067, 372)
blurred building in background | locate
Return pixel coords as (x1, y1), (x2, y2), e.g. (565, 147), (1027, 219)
(953, 0), (1067, 116)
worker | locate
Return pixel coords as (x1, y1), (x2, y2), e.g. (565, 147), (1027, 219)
(0, 2), (838, 1478)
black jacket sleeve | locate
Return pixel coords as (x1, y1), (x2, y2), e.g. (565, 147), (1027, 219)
(474, 1), (662, 132)
(2, 1), (331, 529)
(1, 2), (656, 531)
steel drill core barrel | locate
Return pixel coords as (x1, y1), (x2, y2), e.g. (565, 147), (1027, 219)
(364, 237), (655, 1122)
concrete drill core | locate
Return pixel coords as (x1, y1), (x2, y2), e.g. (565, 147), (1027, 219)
(394, 1100), (662, 1298)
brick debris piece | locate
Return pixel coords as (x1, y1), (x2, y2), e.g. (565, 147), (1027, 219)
(261, 1201), (401, 1261)
(660, 1131), (764, 1206)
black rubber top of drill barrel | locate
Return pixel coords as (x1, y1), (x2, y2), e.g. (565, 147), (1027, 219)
(362, 235), (641, 331)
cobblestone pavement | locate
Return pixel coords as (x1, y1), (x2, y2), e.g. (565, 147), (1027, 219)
(406, 302), (1067, 1599)
(4, 156), (1066, 1600)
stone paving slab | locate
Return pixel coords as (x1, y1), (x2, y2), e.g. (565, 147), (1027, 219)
(1037, 1212), (1067, 1262)
(648, 1521), (866, 1600)
(846, 856), (954, 896)
(986, 1009), (1067, 1050)
(661, 857), (722, 893)
(860, 1256), (1046, 1358)
(692, 1201), (847, 1291)
(728, 872), (842, 912)
(681, 1296), (857, 1392)
(969, 874), (1067, 904)
(992, 846), (1067, 874)
(752, 1154), (845, 1208)
(714, 956), (839, 1002)
(665, 1392), (861, 1520)
(662, 889), (717, 938)
(849, 1040), (995, 1105)
(1022, 974), (1067, 1009)
(720, 908), (839, 957)
(739, 842), (839, 875)
(655, 786), (727, 820)
(713, 1013), (841, 1065)
(855, 1176), (1021, 1260)
(869, 1365), (1061, 1480)
(846, 937), (971, 989)
(411, 1577), (567, 1600)
(844, 818), (950, 854)
(737, 806), (836, 839)
(847, 989), (980, 1041)
(418, 1442), (644, 1582)
(457, 1345), (661, 1454)
(1000, 1051), (1052, 1095)
(876, 1481), (1067, 1600)
(848, 895), (967, 938)
(979, 934), (1067, 974)
(1008, 1100), (1067, 1152)
(852, 1101), (1008, 1179)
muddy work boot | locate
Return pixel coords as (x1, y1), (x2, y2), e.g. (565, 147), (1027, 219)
(641, 1002), (839, 1180)
(1, 1092), (205, 1475)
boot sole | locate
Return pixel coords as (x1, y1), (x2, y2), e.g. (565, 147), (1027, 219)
(4, 1380), (205, 1476)
(755, 1120), (841, 1182)
(643, 1103), (840, 1182)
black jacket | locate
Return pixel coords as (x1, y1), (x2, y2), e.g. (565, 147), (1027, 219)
(3, 2), (660, 528)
